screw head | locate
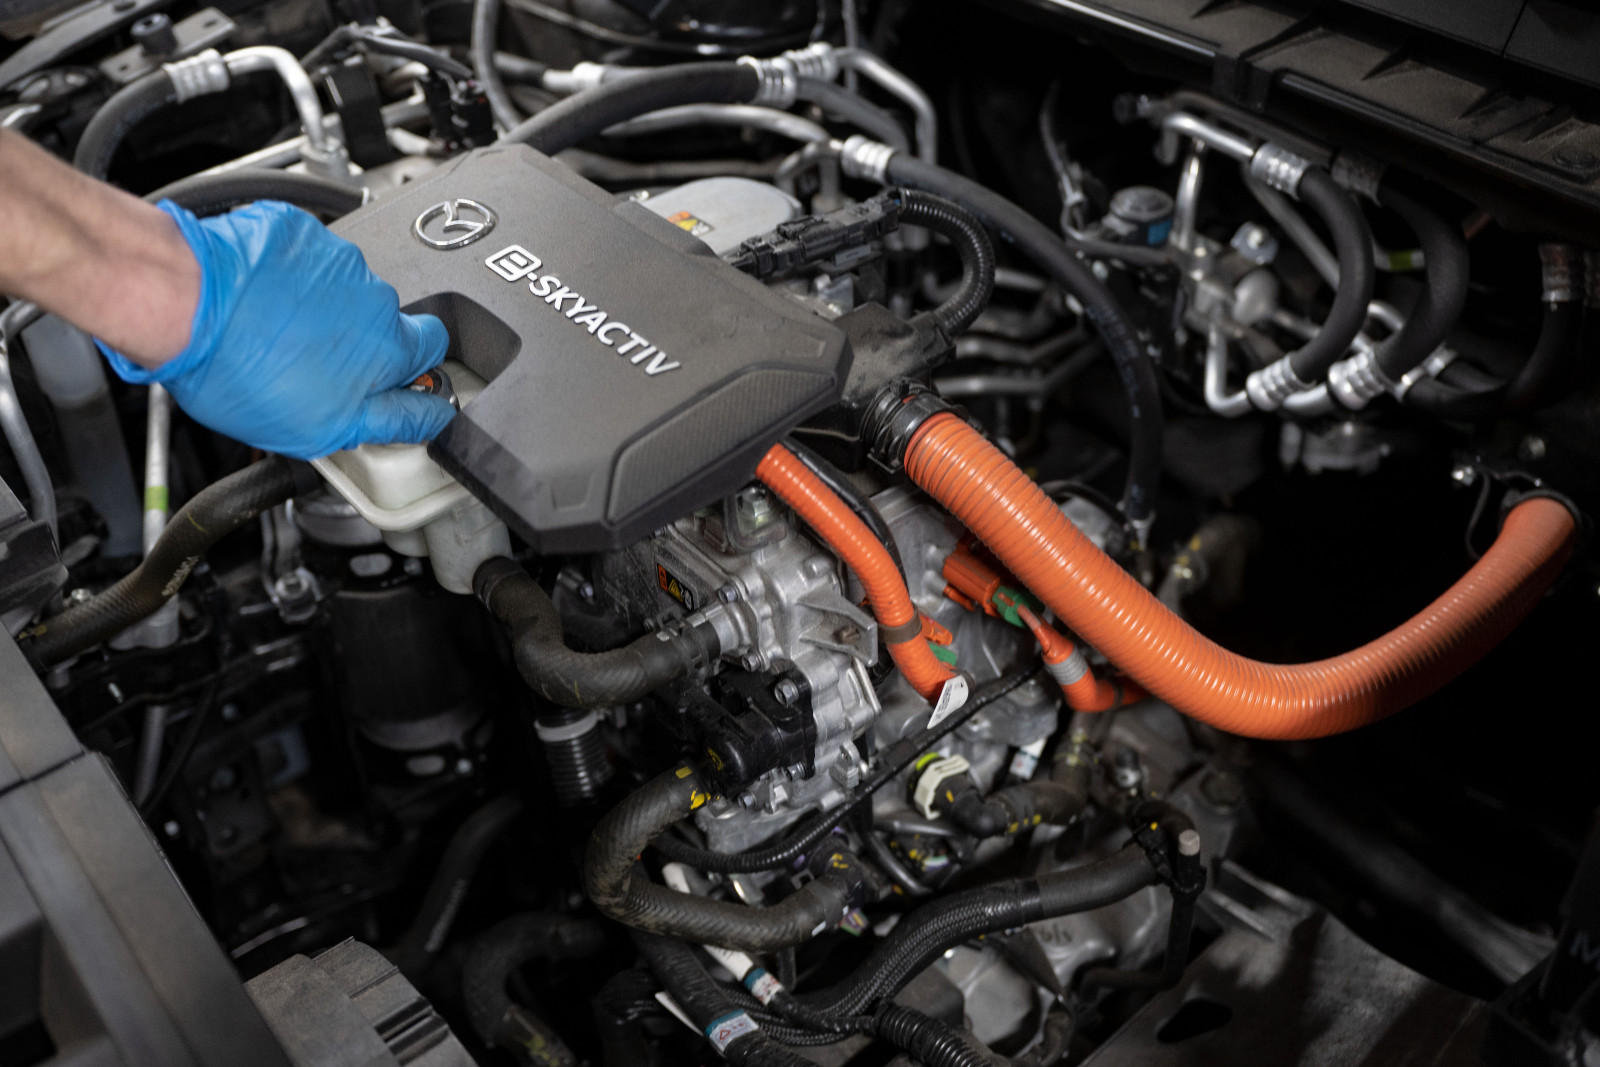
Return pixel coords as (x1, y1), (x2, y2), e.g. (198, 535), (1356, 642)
(741, 652), (763, 671)
(163, 820), (180, 837)
(1518, 435), (1547, 461)
(67, 587), (93, 605)
(718, 583), (740, 604)
(774, 679), (801, 705)
(1450, 464), (1477, 486)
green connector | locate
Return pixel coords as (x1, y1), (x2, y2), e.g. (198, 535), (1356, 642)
(990, 585), (1043, 628)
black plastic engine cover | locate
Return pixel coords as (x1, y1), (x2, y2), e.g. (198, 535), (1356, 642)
(332, 146), (849, 552)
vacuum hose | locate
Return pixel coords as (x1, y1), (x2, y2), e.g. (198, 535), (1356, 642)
(475, 558), (721, 709)
(27, 456), (317, 666)
(894, 189), (996, 339)
(757, 443), (954, 701)
(500, 63), (761, 153)
(74, 68), (179, 179)
(902, 412), (1576, 740)
(585, 764), (865, 951)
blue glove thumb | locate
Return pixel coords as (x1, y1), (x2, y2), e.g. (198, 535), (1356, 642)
(354, 389), (457, 447)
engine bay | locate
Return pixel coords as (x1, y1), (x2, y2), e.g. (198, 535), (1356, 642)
(4, 2), (1600, 1065)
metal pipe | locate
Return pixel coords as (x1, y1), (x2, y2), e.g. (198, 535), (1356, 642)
(1203, 325), (1252, 416)
(606, 103), (831, 144)
(199, 98), (428, 175)
(224, 46), (345, 173)
(1161, 112), (1255, 164)
(1172, 143), (1206, 253)
(835, 48), (937, 163)
(0, 322), (56, 540)
(112, 385), (180, 649)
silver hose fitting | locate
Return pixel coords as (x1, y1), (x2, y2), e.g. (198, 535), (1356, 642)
(738, 54), (799, 108)
(224, 46), (349, 177)
(1246, 356), (1313, 411)
(163, 49), (230, 103)
(839, 134), (896, 183)
(780, 41), (840, 81)
(1540, 243), (1579, 304)
(1326, 346), (1394, 410)
(1249, 143), (1311, 197)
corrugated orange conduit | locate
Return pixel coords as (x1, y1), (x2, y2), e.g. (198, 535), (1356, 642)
(757, 444), (956, 703)
(904, 413), (1577, 740)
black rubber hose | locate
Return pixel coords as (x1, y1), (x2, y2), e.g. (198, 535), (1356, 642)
(74, 68), (178, 179)
(937, 777), (1086, 839)
(795, 76), (911, 152)
(871, 1004), (991, 1067)
(471, 0), (520, 131)
(149, 170), (368, 218)
(495, 52), (550, 86)
(784, 437), (906, 583)
(1372, 180), (1470, 381)
(499, 62), (760, 152)
(1285, 168), (1376, 382)
(585, 764), (861, 951)
(650, 665), (1041, 874)
(1080, 894), (1196, 993)
(1405, 360), (1508, 421)
(633, 933), (821, 1067)
(898, 189), (996, 339)
(880, 153), (1163, 526)
(392, 795), (526, 975)
(462, 913), (605, 1057)
(27, 457), (318, 666)
(1506, 301), (1582, 411)
(797, 844), (1157, 1017)
(354, 31), (475, 82)
(475, 558), (720, 709)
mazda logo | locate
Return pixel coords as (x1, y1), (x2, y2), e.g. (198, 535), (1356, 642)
(412, 199), (498, 250)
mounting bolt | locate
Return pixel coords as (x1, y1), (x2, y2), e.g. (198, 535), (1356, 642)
(67, 587), (93, 605)
(774, 678), (801, 706)
(163, 820), (180, 837)
(1450, 464), (1477, 486)
(1518, 435), (1547, 461)
(741, 652), (763, 671)
(1111, 746), (1143, 790)
(718, 583), (740, 603)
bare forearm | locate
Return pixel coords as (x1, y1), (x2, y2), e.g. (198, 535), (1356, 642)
(0, 128), (198, 366)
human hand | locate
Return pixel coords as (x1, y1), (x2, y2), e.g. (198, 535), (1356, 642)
(98, 199), (454, 460)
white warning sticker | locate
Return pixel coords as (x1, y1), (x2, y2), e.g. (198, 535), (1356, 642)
(705, 1010), (759, 1053)
(926, 674), (971, 729)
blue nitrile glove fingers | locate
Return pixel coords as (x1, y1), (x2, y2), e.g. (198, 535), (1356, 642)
(98, 199), (455, 460)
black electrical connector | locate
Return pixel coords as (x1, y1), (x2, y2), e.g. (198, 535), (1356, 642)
(726, 192), (904, 279)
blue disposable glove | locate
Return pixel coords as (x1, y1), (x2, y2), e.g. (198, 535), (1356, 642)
(99, 199), (455, 460)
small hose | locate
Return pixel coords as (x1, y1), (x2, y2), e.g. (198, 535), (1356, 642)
(471, 0), (520, 131)
(74, 68), (178, 179)
(391, 795), (526, 975)
(896, 189), (996, 339)
(461, 913), (604, 1060)
(499, 62), (760, 153)
(1507, 301), (1583, 411)
(793, 845), (1157, 1017)
(26, 456), (319, 665)
(584, 763), (860, 951)
(783, 437), (906, 583)
(475, 558), (720, 709)
(1285, 168), (1376, 382)
(149, 170), (367, 218)
(871, 1004), (992, 1067)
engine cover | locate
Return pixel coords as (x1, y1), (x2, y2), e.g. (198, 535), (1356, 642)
(332, 146), (850, 552)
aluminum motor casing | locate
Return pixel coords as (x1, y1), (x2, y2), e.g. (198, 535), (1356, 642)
(331, 146), (850, 554)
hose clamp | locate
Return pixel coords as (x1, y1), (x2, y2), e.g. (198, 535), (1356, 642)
(1249, 143), (1312, 198)
(1245, 356), (1313, 411)
(1540, 243), (1579, 304)
(1326, 347), (1394, 410)
(1043, 648), (1089, 688)
(839, 134), (897, 184)
(163, 48), (230, 103)
(1330, 151), (1386, 202)
(738, 55), (798, 109)
(863, 379), (955, 472)
(534, 710), (601, 743)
